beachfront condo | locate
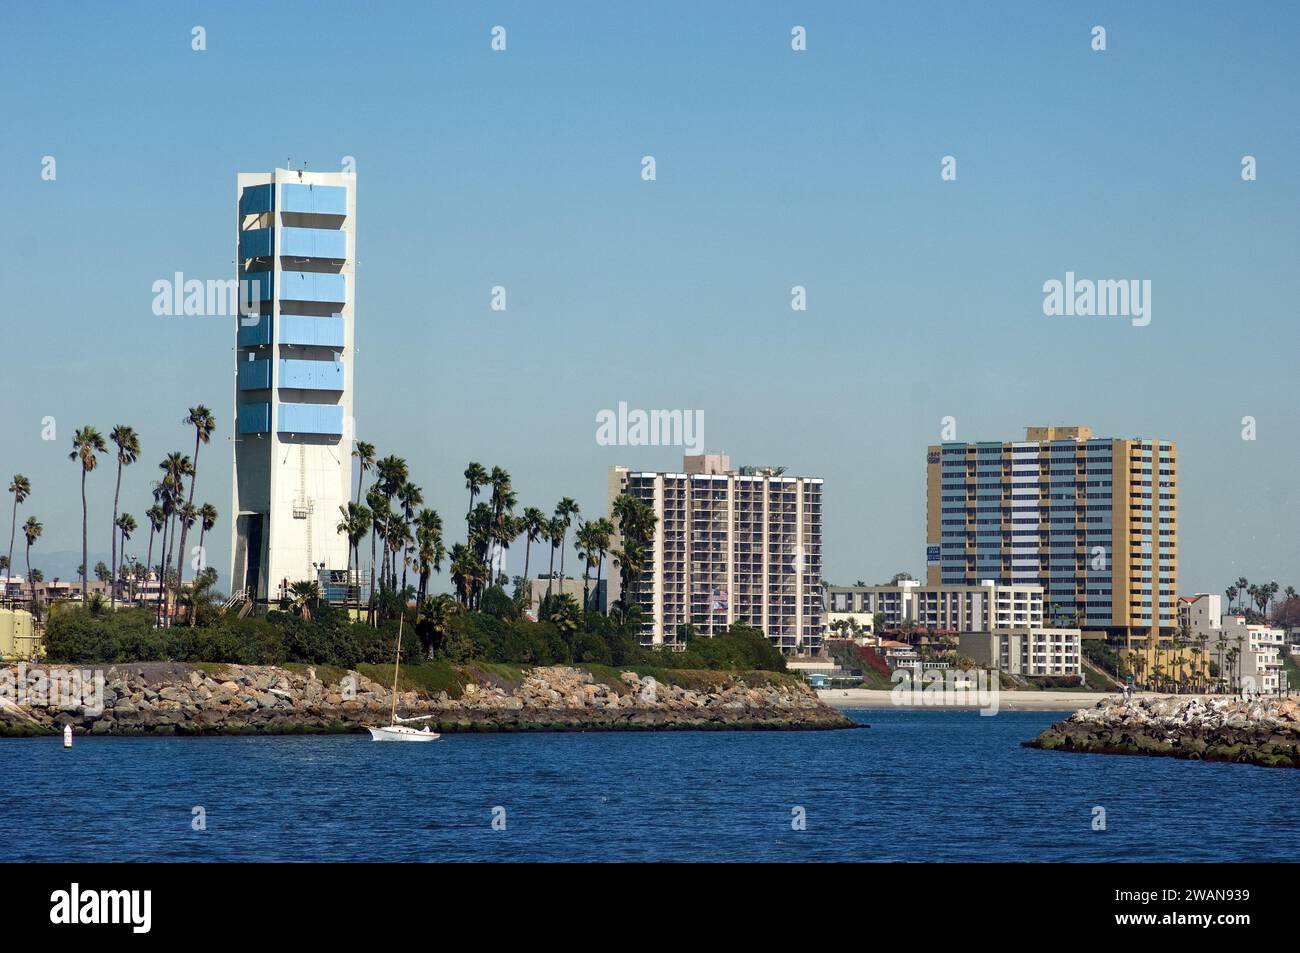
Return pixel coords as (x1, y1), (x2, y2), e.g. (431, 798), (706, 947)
(608, 453), (824, 655)
(926, 426), (1178, 646)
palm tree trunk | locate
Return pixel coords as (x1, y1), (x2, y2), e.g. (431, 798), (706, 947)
(547, 546), (555, 597)
(558, 534), (567, 589)
(157, 512), (173, 626)
(368, 528), (377, 626)
(80, 469), (89, 606)
(190, 524), (207, 626)
(111, 460), (123, 611)
(173, 437), (202, 626)
(6, 495), (17, 609)
(25, 540), (33, 611)
(595, 554), (604, 614)
(523, 539), (531, 588)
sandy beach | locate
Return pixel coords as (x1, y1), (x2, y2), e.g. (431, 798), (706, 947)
(819, 688), (1120, 712)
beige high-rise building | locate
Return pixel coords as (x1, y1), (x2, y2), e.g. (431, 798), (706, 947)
(608, 454), (824, 655)
(926, 427), (1178, 645)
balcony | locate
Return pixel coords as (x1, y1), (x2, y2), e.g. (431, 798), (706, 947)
(239, 184), (273, 216)
(237, 358), (271, 390)
(237, 313), (345, 348)
(281, 314), (345, 347)
(280, 271), (346, 304)
(280, 183), (347, 216)
(277, 402), (344, 435)
(278, 226), (347, 259)
(239, 227), (347, 260)
(238, 402), (271, 434)
(279, 358), (343, 391)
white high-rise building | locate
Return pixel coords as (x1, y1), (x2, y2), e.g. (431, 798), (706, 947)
(230, 169), (355, 602)
(608, 453), (824, 655)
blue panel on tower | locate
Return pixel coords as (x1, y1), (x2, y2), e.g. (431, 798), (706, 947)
(280, 271), (345, 303)
(280, 184), (347, 215)
(277, 403), (344, 435)
(238, 402), (271, 434)
(279, 359), (343, 391)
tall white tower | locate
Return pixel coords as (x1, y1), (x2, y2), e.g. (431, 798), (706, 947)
(230, 168), (355, 602)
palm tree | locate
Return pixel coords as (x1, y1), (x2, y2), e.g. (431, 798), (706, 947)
(288, 580), (320, 619)
(352, 440), (376, 505)
(5, 475), (30, 607)
(449, 543), (481, 607)
(463, 462), (488, 537)
(520, 506), (546, 586)
(188, 503), (218, 625)
(486, 466), (513, 574)
(336, 502), (371, 616)
(143, 503), (165, 605)
(418, 593), (461, 658)
(1235, 577), (1249, 612)
(414, 508), (445, 603)
(173, 407), (215, 624)
(396, 481), (423, 593)
(107, 426), (140, 610)
(1226, 584), (1239, 613)
(115, 513), (137, 605)
(375, 455), (408, 589)
(27, 568), (44, 621)
(22, 516), (41, 608)
(589, 517), (613, 613)
(574, 520), (598, 611)
(545, 516), (564, 597)
(553, 498), (580, 589)
(365, 485), (387, 624)
(1215, 633), (1229, 692)
(69, 427), (107, 605)
(155, 452), (191, 623)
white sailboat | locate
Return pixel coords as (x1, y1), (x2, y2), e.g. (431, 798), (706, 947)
(365, 615), (440, 742)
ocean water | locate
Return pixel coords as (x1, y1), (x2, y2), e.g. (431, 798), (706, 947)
(4, 709), (1297, 862)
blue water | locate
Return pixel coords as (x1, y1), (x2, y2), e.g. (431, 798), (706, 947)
(4, 710), (1298, 862)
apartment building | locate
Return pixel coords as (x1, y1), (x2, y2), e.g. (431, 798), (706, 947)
(959, 629), (1083, 677)
(926, 425), (1178, 644)
(826, 579), (1045, 632)
(607, 453), (823, 655)
(1216, 614), (1285, 694)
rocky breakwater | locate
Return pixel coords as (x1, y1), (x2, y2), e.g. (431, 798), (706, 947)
(1024, 695), (1300, 768)
(0, 662), (855, 736)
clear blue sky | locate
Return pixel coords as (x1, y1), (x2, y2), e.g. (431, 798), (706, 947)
(1, 1), (1296, 595)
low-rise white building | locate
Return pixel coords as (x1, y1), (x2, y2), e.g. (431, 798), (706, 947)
(959, 628), (1082, 677)
(826, 579), (1044, 634)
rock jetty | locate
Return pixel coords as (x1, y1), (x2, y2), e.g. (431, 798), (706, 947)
(0, 662), (855, 736)
(1024, 695), (1300, 768)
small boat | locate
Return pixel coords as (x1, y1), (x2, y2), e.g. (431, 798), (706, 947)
(365, 616), (439, 743)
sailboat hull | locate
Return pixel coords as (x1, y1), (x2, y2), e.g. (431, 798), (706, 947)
(366, 724), (440, 742)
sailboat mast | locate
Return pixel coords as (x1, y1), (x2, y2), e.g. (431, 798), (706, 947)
(391, 614), (403, 724)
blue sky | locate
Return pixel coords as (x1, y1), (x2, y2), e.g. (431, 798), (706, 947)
(1, 1), (1297, 594)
